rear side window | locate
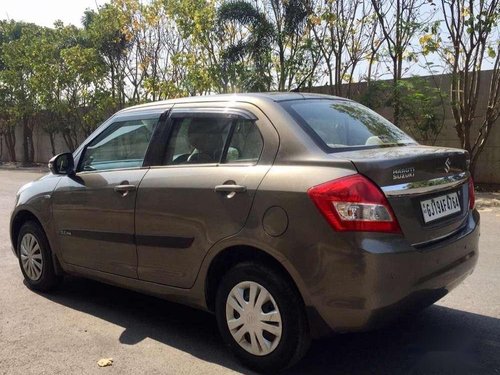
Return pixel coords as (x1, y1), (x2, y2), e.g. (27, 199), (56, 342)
(80, 117), (158, 171)
(164, 116), (233, 164)
(225, 119), (263, 163)
(163, 114), (263, 165)
(281, 100), (416, 151)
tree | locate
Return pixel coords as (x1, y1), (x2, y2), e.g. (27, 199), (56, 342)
(370, 0), (430, 127)
(214, 0), (319, 92)
(83, 2), (130, 107)
(26, 22), (110, 152)
(0, 82), (17, 161)
(266, 0), (314, 91)
(307, 0), (378, 97)
(437, 0), (500, 177)
(140, 0), (186, 100)
(360, 76), (445, 144)
(0, 21), (44, 164)
(28, 26), (61, 156)
(0, 20), (19, 161)
(217, 0), (274, 91)
(168, 0), (226, 93)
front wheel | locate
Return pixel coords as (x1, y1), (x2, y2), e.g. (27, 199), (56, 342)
(17, 221), (62, 292)
(215, 262), (310, 373)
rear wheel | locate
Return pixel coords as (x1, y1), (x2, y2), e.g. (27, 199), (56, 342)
(215, 262), (310, 373)
(17, 221), (62, 291)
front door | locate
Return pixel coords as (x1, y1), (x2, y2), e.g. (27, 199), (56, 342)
(135, 105), (279, 288)
(51, 114), (159, 278)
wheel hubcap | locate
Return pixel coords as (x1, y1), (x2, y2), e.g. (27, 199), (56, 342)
(225, 281), (282, 356)
(20, 233), (43, 281)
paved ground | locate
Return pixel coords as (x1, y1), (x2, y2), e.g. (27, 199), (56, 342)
(0, 170), (499, 375)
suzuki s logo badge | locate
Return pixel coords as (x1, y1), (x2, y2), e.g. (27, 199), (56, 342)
(392, 167), (415, 180)
(444, 157), (451, 173)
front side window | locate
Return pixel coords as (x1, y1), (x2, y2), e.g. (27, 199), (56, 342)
(281, 99), (416, 151)
(80, 117), (158, 172)
(163, 115), (263, 165)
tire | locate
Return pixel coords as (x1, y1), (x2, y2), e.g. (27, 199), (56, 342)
(215, 261), (310, 373)
(17, 221), (62, 292)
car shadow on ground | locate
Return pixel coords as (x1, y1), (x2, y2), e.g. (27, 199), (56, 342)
(36, 276), (500, 375)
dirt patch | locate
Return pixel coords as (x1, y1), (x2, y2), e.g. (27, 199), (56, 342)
(475, 192), (500, 210)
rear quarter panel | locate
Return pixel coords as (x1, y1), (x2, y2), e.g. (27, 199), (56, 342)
(194, 164), (358, 308)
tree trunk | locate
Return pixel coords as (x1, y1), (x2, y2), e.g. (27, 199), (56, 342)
(4, 126), (17, 162)
(392, 77), (401, 127)
(22, 115), (35, 166)
(62, 131), (76, 152)
(392, 53), (403, 127)
(49, 132), (56, 156)
(278, 42), (286, 91)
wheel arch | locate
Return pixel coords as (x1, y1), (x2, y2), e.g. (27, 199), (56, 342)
(10, 209), (63, 275)
(11, 209), (43, 252)
(204, 244), (308, 313)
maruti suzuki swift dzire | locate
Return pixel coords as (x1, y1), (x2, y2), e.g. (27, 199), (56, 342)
(10, 93), (479, 372)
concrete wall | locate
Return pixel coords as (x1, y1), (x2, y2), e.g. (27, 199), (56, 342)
(1, 71), (499, 183)
(0, 123), (75, 167)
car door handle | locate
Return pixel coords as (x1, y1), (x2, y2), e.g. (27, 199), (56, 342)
(214, 184), (247, 193)
(114, 184), (137, 195)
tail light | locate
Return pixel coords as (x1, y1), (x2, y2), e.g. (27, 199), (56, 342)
(468, 176), (475, 209)
(308, 174), (401, 233)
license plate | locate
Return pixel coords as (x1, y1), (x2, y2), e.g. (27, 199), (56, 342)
(420, 192), (461, 223)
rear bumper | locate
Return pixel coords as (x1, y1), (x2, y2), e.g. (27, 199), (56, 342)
(308, 210), (479, 335)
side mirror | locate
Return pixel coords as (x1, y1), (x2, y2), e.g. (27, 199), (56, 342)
(48, 153), (75, 175)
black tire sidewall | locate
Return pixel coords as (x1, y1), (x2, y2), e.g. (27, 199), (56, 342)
(17, 221), (59, 291)
(215, 262), (309, 373)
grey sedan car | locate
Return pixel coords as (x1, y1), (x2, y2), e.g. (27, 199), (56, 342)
(10, 93), (479, 372)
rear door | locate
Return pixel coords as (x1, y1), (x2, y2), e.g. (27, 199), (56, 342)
(135, 103), (279, 288)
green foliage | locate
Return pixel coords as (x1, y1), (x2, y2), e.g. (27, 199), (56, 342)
(0, 21), (45, 162)
(434, 0), (500, 176)
(398, 78), (445, 143)
(0, 19), (111, 155)
(360, 77), (445, 143)
(283, 0), (308, 35)
(217, 0), (274, 91)
(0, 0), (498, 168)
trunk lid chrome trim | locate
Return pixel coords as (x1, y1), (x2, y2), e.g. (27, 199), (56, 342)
(382, 172), (468, 197)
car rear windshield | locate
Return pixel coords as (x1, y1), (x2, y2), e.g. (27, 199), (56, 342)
(280, 99), (416, 151)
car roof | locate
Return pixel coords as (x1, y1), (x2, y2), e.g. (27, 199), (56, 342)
(117, 92), (346, 115)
